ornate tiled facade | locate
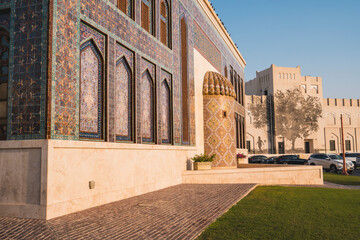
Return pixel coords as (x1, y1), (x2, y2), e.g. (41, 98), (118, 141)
(2, 0), (245, 148)
(5, 0), (48, 140)
(193, 21), (221, 72)
(160, 70), (172, 144)
(203, 72), (237, 167)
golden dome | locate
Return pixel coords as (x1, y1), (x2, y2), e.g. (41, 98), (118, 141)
(203, 71), (236, 98)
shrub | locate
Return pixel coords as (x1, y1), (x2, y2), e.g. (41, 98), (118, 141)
(237, 153), (247, 159)
(192, 153), (216, 162)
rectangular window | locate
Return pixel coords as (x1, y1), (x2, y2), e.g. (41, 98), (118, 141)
(330, 140), (336, 151)
(345, 140), (351, 151)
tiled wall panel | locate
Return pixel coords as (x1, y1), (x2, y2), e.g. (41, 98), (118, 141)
(7, 0), (48, 140)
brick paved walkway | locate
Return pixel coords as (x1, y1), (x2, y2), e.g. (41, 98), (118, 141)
(0, 184), (256, 240)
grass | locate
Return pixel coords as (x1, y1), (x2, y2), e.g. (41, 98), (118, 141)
(323, 173), (360, 185)
(197, 186), (360, 240)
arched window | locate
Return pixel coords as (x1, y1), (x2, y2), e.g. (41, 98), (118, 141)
(0, 27), (9, 140)
(224, 66), (228, 78)
(80, 40), (104, 140)
(115, 57), (133, 141)
(160, 0), (171, 48)
(161, 80), (171, 144)
(117, 0), (133, 19)
(180, 15), (189, 144)
(141, 70), (155, 143)
(141, 0), (155, 35)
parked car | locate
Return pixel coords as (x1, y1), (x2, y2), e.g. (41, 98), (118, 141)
(262, 156), (277, 164)
(340, 153), (360, 169)
(248, 155), (267, 164)
(308, 153), (354, 173)
(275, 155), (308, 165)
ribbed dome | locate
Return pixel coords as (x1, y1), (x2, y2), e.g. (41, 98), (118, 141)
(203, 71), (236, 98)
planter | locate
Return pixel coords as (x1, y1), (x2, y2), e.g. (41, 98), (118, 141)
(194, 162), (212, 170)
(237, 158), (245, 168)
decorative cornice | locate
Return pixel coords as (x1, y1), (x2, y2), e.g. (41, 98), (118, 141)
(197, 0), (246, 68)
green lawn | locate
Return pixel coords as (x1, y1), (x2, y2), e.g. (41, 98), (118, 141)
(197, 186), (360, 240)
(324, 173), (360, 185)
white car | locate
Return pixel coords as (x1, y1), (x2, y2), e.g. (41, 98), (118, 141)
(308, 153), (354, 173)
(340, 153), (360, 169)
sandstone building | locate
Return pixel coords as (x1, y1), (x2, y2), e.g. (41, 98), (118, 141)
(0, 0), (247, 219)
(246, 64), (360, 154)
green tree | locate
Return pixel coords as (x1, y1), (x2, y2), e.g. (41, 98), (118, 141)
(275, 88), (322, 151)
(249, 88), (322, 152)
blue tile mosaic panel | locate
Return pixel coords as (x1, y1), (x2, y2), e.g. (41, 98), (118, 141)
(115, 57), (133, 141)
(193, 21), (221, 72)
(141, 69), (155, 143)
(79, 40), (104, 140)
(160, 76), (171, 144)
(0, 9), (9, 140)
(7, 0), (48, 140)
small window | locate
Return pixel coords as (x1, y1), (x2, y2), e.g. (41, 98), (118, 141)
(223, 111), (227, 118)
(330, 140), (336, 151)
(117, 0), (133, 19)
(141, 0), (155, 35)
(345, 140), (351, 151)
(160, 0), (171, 48)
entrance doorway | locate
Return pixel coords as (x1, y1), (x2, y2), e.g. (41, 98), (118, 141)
(304, 139), (313, 154)
(278, 142), (284, 154)
(305, 142), (310, 153)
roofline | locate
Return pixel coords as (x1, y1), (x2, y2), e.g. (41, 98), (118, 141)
(197, 0), (246, 68)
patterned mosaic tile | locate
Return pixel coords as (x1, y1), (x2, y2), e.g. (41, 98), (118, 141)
(115, 56), (133, 141)
(79, 40), (104, 140)
(203, 96), (236, 167)
(193, 21), (221, 72)
(7, 0), (48, 140)
(141, 70), (155, 143)
(160, 70), (172, 144)
(4, 0), (246, 144)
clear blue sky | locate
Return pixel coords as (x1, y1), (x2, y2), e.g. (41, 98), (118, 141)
(210, 0), (360, 99)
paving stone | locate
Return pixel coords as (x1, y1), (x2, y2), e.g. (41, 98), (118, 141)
(0, 184), (256, 240)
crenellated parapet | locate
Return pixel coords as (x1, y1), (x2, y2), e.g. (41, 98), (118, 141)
(324, 98), (360, 107)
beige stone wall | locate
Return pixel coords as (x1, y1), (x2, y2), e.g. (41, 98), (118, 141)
(183, 165), (323, 185)
(246, 64), (360, 154)
(323, 98), (360, 153)
(203, 96), (236, 167)
(0, 140), (197, 219)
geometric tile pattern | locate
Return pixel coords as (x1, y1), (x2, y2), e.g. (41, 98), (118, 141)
(194, 21), (221, 72)
(7, 0), (48, 139)
(0, 10), (9, 140)
(50, 0), (79, 139)
(2, 0), (245, 145)
(203, 96), (237, 167)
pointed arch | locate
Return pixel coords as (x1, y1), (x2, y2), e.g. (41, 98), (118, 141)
(115, 56), (133, 141)
(161, 79), (171, 144)
(79, 40), (104, 140)
(180, 14), (189, 144)
(141, 69), (155, 142)
(0, 26), (9, 140)
(160, 0), (171, 48)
